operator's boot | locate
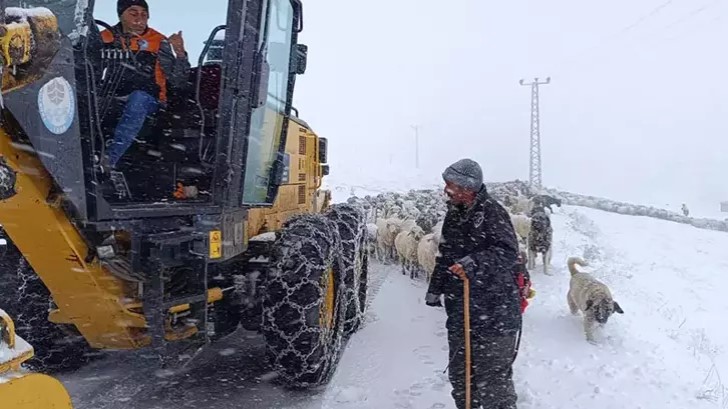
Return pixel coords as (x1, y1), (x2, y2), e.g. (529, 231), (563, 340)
(108, 170), (133, 200)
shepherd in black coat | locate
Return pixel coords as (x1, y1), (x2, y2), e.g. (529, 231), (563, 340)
(426, 159), (521, 409)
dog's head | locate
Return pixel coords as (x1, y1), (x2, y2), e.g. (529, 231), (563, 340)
(530, 210), (550, 230)
(586, 298), (624, 324)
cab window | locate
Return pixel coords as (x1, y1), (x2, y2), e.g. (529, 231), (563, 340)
(242, 0), (295, 204)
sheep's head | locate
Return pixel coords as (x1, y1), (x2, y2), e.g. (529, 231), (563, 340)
(386, 220), (400, 235)
(408, 226), (426, 242)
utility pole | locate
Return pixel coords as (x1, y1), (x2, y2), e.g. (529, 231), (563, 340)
(411, 125), (420, 169)
(519, 77), (550, 191)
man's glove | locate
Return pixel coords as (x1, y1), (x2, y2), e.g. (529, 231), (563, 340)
(425, 292), (443, 307)
(449, 256), (478, 281)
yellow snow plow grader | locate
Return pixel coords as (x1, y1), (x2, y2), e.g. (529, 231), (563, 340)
(0, 0), (366, 403)
(0, 309), (73, 408)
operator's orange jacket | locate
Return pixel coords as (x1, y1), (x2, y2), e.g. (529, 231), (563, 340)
(101, 24), (190, 103)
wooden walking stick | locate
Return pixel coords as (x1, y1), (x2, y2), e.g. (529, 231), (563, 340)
(464, 277), (472, 409)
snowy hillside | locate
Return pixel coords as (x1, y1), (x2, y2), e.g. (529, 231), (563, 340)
(59, 203), (728, 409)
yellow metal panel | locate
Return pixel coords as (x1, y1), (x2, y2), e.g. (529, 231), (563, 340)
(245, 115), (328, 239)
(0, 373), (74, 408)
(0, 131), (146, 350)
(209, 230), (222, 259)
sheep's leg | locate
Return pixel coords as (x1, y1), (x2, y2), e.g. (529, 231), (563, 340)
(547, 246), (553, 267)
(527, 248), (536, 270)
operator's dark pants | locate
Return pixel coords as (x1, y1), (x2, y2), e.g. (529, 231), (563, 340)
(446, 298), (519, 409)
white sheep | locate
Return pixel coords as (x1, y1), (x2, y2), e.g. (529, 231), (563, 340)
(365, 223), (379, 259)
(417, 233), (438, 283)
(396, 218), (418, 233)
(510, 213), (531, 246)
(394, 225), (425, 279)
(416, 220), (445, 283)
(509, 195), (533, 215)
(375, 218), (400, 263)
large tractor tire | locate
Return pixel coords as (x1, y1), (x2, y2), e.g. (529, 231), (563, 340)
(325, 203), (368, 336)
(0, 238), (94, 373)
(262, 214), (347, 388)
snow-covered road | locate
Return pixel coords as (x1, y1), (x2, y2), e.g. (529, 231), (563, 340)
(61, 205), (728, 409)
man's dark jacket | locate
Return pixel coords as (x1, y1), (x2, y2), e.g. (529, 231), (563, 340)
(427, 185), (522, 335)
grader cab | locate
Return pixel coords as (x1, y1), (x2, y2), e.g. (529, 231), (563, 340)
(0, 0), (367, 402)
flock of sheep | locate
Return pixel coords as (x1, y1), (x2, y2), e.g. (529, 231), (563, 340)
(348, 180), (563, 281)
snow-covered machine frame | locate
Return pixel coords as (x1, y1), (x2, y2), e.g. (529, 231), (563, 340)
(0, 0), (367, 397)
(0, 309), (74, 408)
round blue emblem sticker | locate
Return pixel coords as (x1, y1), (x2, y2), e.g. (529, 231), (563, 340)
(38, 77), (76, 135)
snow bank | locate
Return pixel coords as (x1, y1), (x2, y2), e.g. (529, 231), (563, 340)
(544, 188), (728, 234)
(341, 176), (728, 234)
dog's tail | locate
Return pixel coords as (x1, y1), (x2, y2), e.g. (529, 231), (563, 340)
(567, 257), (588, 276)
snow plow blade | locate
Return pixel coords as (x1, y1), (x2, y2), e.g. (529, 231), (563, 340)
(0, 309), (73, 408)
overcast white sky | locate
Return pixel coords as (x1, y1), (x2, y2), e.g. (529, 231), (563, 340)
(96, 0), (728, 210)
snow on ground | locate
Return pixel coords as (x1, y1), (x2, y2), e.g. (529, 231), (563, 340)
(60, 204), (728, 408)
(318, 205), (728, 408)
(516, 206), (728, 409)
(314, 265), (452, 409)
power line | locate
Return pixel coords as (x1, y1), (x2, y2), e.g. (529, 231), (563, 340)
(549, 0), (683, 75)
(663, 1), (716, 29)
(619, 0), (676, 35)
